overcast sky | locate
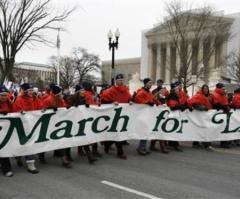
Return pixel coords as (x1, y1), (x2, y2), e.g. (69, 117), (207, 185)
(16, 0), (240, 65)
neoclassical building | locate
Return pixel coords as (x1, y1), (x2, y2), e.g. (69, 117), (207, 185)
(141, 12), (240, 88)
(13, 62), (56, 86)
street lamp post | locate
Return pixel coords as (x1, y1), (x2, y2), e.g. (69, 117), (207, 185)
(108, 28), (120, 86)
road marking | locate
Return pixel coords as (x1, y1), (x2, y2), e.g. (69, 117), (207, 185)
(101, 180), (163, 199)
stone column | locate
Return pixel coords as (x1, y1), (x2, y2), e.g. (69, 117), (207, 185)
(165, 43), (171, 84)
(175, 45), (181, 81)
(147, 46), (153, 78)
(156, 44), (161, 81)
(152, 48), (157, 82)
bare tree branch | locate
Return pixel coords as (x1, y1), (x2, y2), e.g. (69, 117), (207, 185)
(0, 0), (76, 83)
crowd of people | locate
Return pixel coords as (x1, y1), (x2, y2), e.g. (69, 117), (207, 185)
(0, 73), (240, 178)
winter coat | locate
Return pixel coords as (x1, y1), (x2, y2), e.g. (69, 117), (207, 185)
(100, 85), (131, 103)
(188, 90), (212, 111)
(42, 93), (66, 109)
(211, 88), (229, 110)
(134, 87), (159, 105)
(166, 90), (180, 110)
(0, 99), (12, 113)
(231, 93), (240, 109)
(84, 90), (97, 105)
(13, 95), (35, 112)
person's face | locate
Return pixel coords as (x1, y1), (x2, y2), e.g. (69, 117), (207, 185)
(78, 89), (85, 97)
(174, 86), (179, 94)
(157, 81), (163, 87)
(0, 93), (8, 102)
(116, 79), (124, 86)
(145, 81), (153, 89)
(203, 87), (209, 95)
(25, 89), (33, 97)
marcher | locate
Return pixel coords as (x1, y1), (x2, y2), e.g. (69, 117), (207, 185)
(13, 83), (39, 174)
(150, 79), (169, 153)
(0, 85), (13, 177)
(211, 83), (230, 148)
(82, 81), (102, 157)
(68, 84), (98, 164)
(133, 78), (159, 155)
(166, 81), (184, 151)
(188, 84), (214, 151)
(42, 84), (72, 168)
(231, 87), (240, 109)
(100, 74), (131, 159)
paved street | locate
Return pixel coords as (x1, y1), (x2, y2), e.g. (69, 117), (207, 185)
(1, 141), (240, 199)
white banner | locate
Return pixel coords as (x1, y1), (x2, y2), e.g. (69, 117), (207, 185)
(0, 104), (240, 157)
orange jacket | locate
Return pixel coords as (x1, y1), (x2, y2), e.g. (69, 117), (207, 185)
(179, 89), (188, 105)
(0, 100), (12, 113)
(231, 93), (240, 108)
(13, 95), (35, 112)
(100, 85), (131, 103)
(42, 93), (66, 108)
(188, 90), (212, 110)
(84, 90), (96, 105)
(212, 88), (228, 107)
(32, 95), (44, 110)
(134, 87), (159, 105)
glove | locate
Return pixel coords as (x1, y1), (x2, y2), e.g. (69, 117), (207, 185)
(147, 102), (154, 107)
(53, 107), (58, 112)
(85, 104), (90, 108)
(170, 106), (178, 111)
(179, 105), (186, 112)
(20, 111), (26, 115)
(188, 107), (193, 112)
(66, 106), (71, 109)
(113, 101), (119, 106)
(0, 112), (8, 115)
(223, 106), (230, 113)
(129, 101), (133, 105)
(41, 109), (46, 113)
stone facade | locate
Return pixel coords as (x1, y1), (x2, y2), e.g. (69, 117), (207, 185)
(13, 62), (56, 86)
(101, 57), (140, 85)
(141, 12), (240, 89)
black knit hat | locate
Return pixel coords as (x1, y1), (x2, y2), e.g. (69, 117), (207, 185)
(115, 73), (124, 80)
(21, 83), (33, 91)
(216, 83), (225, 89)
(143, 78), (152, 85)
(157, 79), (164, 84)
(170, 81), (179, 89)
(51, 85), (62, 95)
(0, 85), (9, 94)
(75, 84), (84, 93)
(82, 81), (93, 91)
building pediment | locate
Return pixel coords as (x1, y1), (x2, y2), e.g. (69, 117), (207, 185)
(145, 11), (234, 38)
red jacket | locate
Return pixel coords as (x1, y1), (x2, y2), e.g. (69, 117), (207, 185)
(188, 90), (212, 110)
(0, 100), (12, 113)
(42, 93), (66, 108)
(84, 91), (96, 105)
(167, 99), (179, 108)
(211, 88), (228, 106)
(179, 89), (188, 105)
(13, 95), (35, 112)
(100, 85), (131, 103)
(134, 87), (159, 105)
(231, 93), (240, 108)
(33, 96), (44, 110)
